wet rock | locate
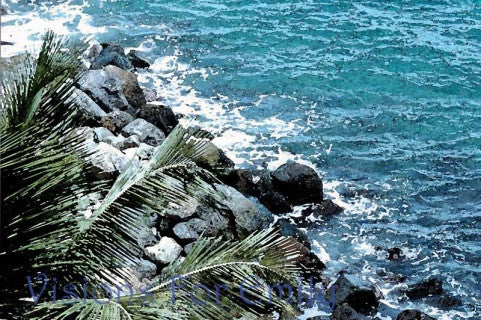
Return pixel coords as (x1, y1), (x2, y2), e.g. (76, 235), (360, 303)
(139, 102), (179, 135)
(271, 161), (323, 205)
(127, 50), (151, 69)
(326, 274), (380, 315)
(173, 218), (208, 242)
(273, 218), (310, 249)
(330, 304), (367, 320)
(100, 109), (134, 133)
(104, 65), (146, 111)
(258, 172), (291, 213)
(196, 141), (235, 175)
(74, 88), (107, 125)
(90, 43), (133, 70)
(300, 200), (343, 218)
(426, 294), (462, 309)
(121, 119), (165, 146)
(144, 237), (182, 264)
(220, 168), (260, 198)
(406, 278), (443, 300)
(387, 247), (403, 261)
(214, 183), (273, 239)
(396, 309), (436, 320)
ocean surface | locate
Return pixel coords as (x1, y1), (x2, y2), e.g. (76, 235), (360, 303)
(2, 0), (480, 319)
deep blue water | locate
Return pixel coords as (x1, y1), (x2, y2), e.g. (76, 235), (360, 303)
(2, 0), (481, 318)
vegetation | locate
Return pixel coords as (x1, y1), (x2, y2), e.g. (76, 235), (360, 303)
(0, 32), (301, 319)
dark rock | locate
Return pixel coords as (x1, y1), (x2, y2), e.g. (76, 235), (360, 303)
(396, 309), (436, 320)
(298, 250), (326, 282)
(104, 65), (146, 111)
(121, 119), (165, 146)
(220, 169), (260, 198)
(258, 172), (291, 214)
(426, 294), (462, 309)
(1, 41), (13, 45)
(90, 43), (133, 70)
(406, 278), (443, 300)
(307, 317), (323, 320)
(326, 274), (380, 315)
(128, 50), (150, 69)
(387, 247), (403, 261)
(87, 44), (101, 62)
(173, 218), (208, 242)
(100, 110), (134, 134)
(271, 161), (323, 205)
(0, 5), (8, 15)
(330, 304), (367, 320)
(139, 103), (179, 135)
(196, 141), (235, 175)
(301, 200), (343, 218)
(273, 218), (310, 249)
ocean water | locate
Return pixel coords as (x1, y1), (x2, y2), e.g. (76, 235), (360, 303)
(2, 0), (481, 318)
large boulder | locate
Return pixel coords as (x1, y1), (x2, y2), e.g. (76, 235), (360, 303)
(271, 161), (323, 205)
(73, 88), (107, 125)
(396, 310), (436, 320)
(144, 237), (182, 265)
(79, 66), (145, 116)
(258, 171), (291, 213)
(330, 304), (367, 320)
(220, 168), (261, 198)
(121, 119), (165, 146)
(90, 43), (133, 70)
(139, 102), (179, 135)
(406, 278), (443, 300)
(100, 109), (134, 134)
(214, 184), (273, 239)
(299, 200), (343, 220)
(325, 274), (380, 315)
(127, 50), (151, 69)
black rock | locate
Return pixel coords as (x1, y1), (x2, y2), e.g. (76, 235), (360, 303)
(220, 169), (260, 198)
(1, 41), (13, 45)
(330, 304), (367, 320)
(298, 250), (326, 282)
(301, 200), (343, 218)
(128, 50), (151, 69)
(271, 161), (323, 206)
(139, 103), (179, 135)
(396, 309), (436, 320)
(406, 278), (443, 300)
(274, 218), (310, 249)
(326, 274), (380, 315)
(426, 294), (462, 309)
(258, 172), (291, 213)
(0, 5), (8, 15)
(91, 43), (133, 70)
(387, 247), (403, 261)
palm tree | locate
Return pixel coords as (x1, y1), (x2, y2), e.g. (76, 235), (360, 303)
(0, 32), (301, 319)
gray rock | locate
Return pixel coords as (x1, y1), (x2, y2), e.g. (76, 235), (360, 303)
(271, 161), (323, 205)
(214, 184), (273, 239)
(183, 243), (194, 255)
(330, 304), (367, 320)
(87, 142), (130, 174)
(104, 65), (146, 111)
(90, 43), (133, 70)
(139, 102), (179, 135)
(143, 88), (157, 102)
(173, 218), (208, 241)
(123, 143), (155, 160)
(92, 127), (140, 150)
(121, 119), (165, 146)
(73, 88), (107, 124)
(87, 43), (101, 63)
(100, 109), (134, 133)
(144, 237), (182, 264)
(396, 310), (436, 320)
(195, 199), (233, 239)
(161, 198), (200, 220)
(195, 141), (234, 175)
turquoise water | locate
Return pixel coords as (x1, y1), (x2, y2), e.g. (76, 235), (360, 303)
(2, 0), (481, 318)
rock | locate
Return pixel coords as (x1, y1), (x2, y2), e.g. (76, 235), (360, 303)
(396, 309), (436, 320)
(220, 169), (260, 198)
(387, 247), (403, 261)
(87, 44), (101, 62)
(214, 184), (273, 239)
(426, 294), (462, 309)
(161, 198), (200, 220)
(127, 50), (151, 69)
(79, 69), (134, 115)
(330, 304), (367, 320)
(183, 243), (194, 255)
(0, 5), (8, 15)
(144, 237), (182, 264)
(298, 250), (326, 282)
(173, 219), (208, 242)
(87, 142), (130, 174)
(104, 65), (146, 111)
(271, 161), (323, 205)
(273, 218), (310, 248)
(73, 88), (107, 124)
(1, 41), (13, 45)
(90, 43), (133, 70)
(143, 88), (157, 102)
(92, 127), (140, 150)
(258, 172), (291, 214)
(326, 274), (380, 315)
(406, 278), (443, 300)
(301, 200), (343, 218)
(195, 197), (233, 239)
(139, 102), (179, 135)
(196, 141), (235, 175)
(100, 109), (134, 133)
(121, 119), (165, 146)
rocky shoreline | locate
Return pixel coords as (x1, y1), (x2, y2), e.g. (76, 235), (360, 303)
(0, 38), (458, 319)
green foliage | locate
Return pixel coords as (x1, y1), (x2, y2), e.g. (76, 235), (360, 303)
(0, 32), (301, 320)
